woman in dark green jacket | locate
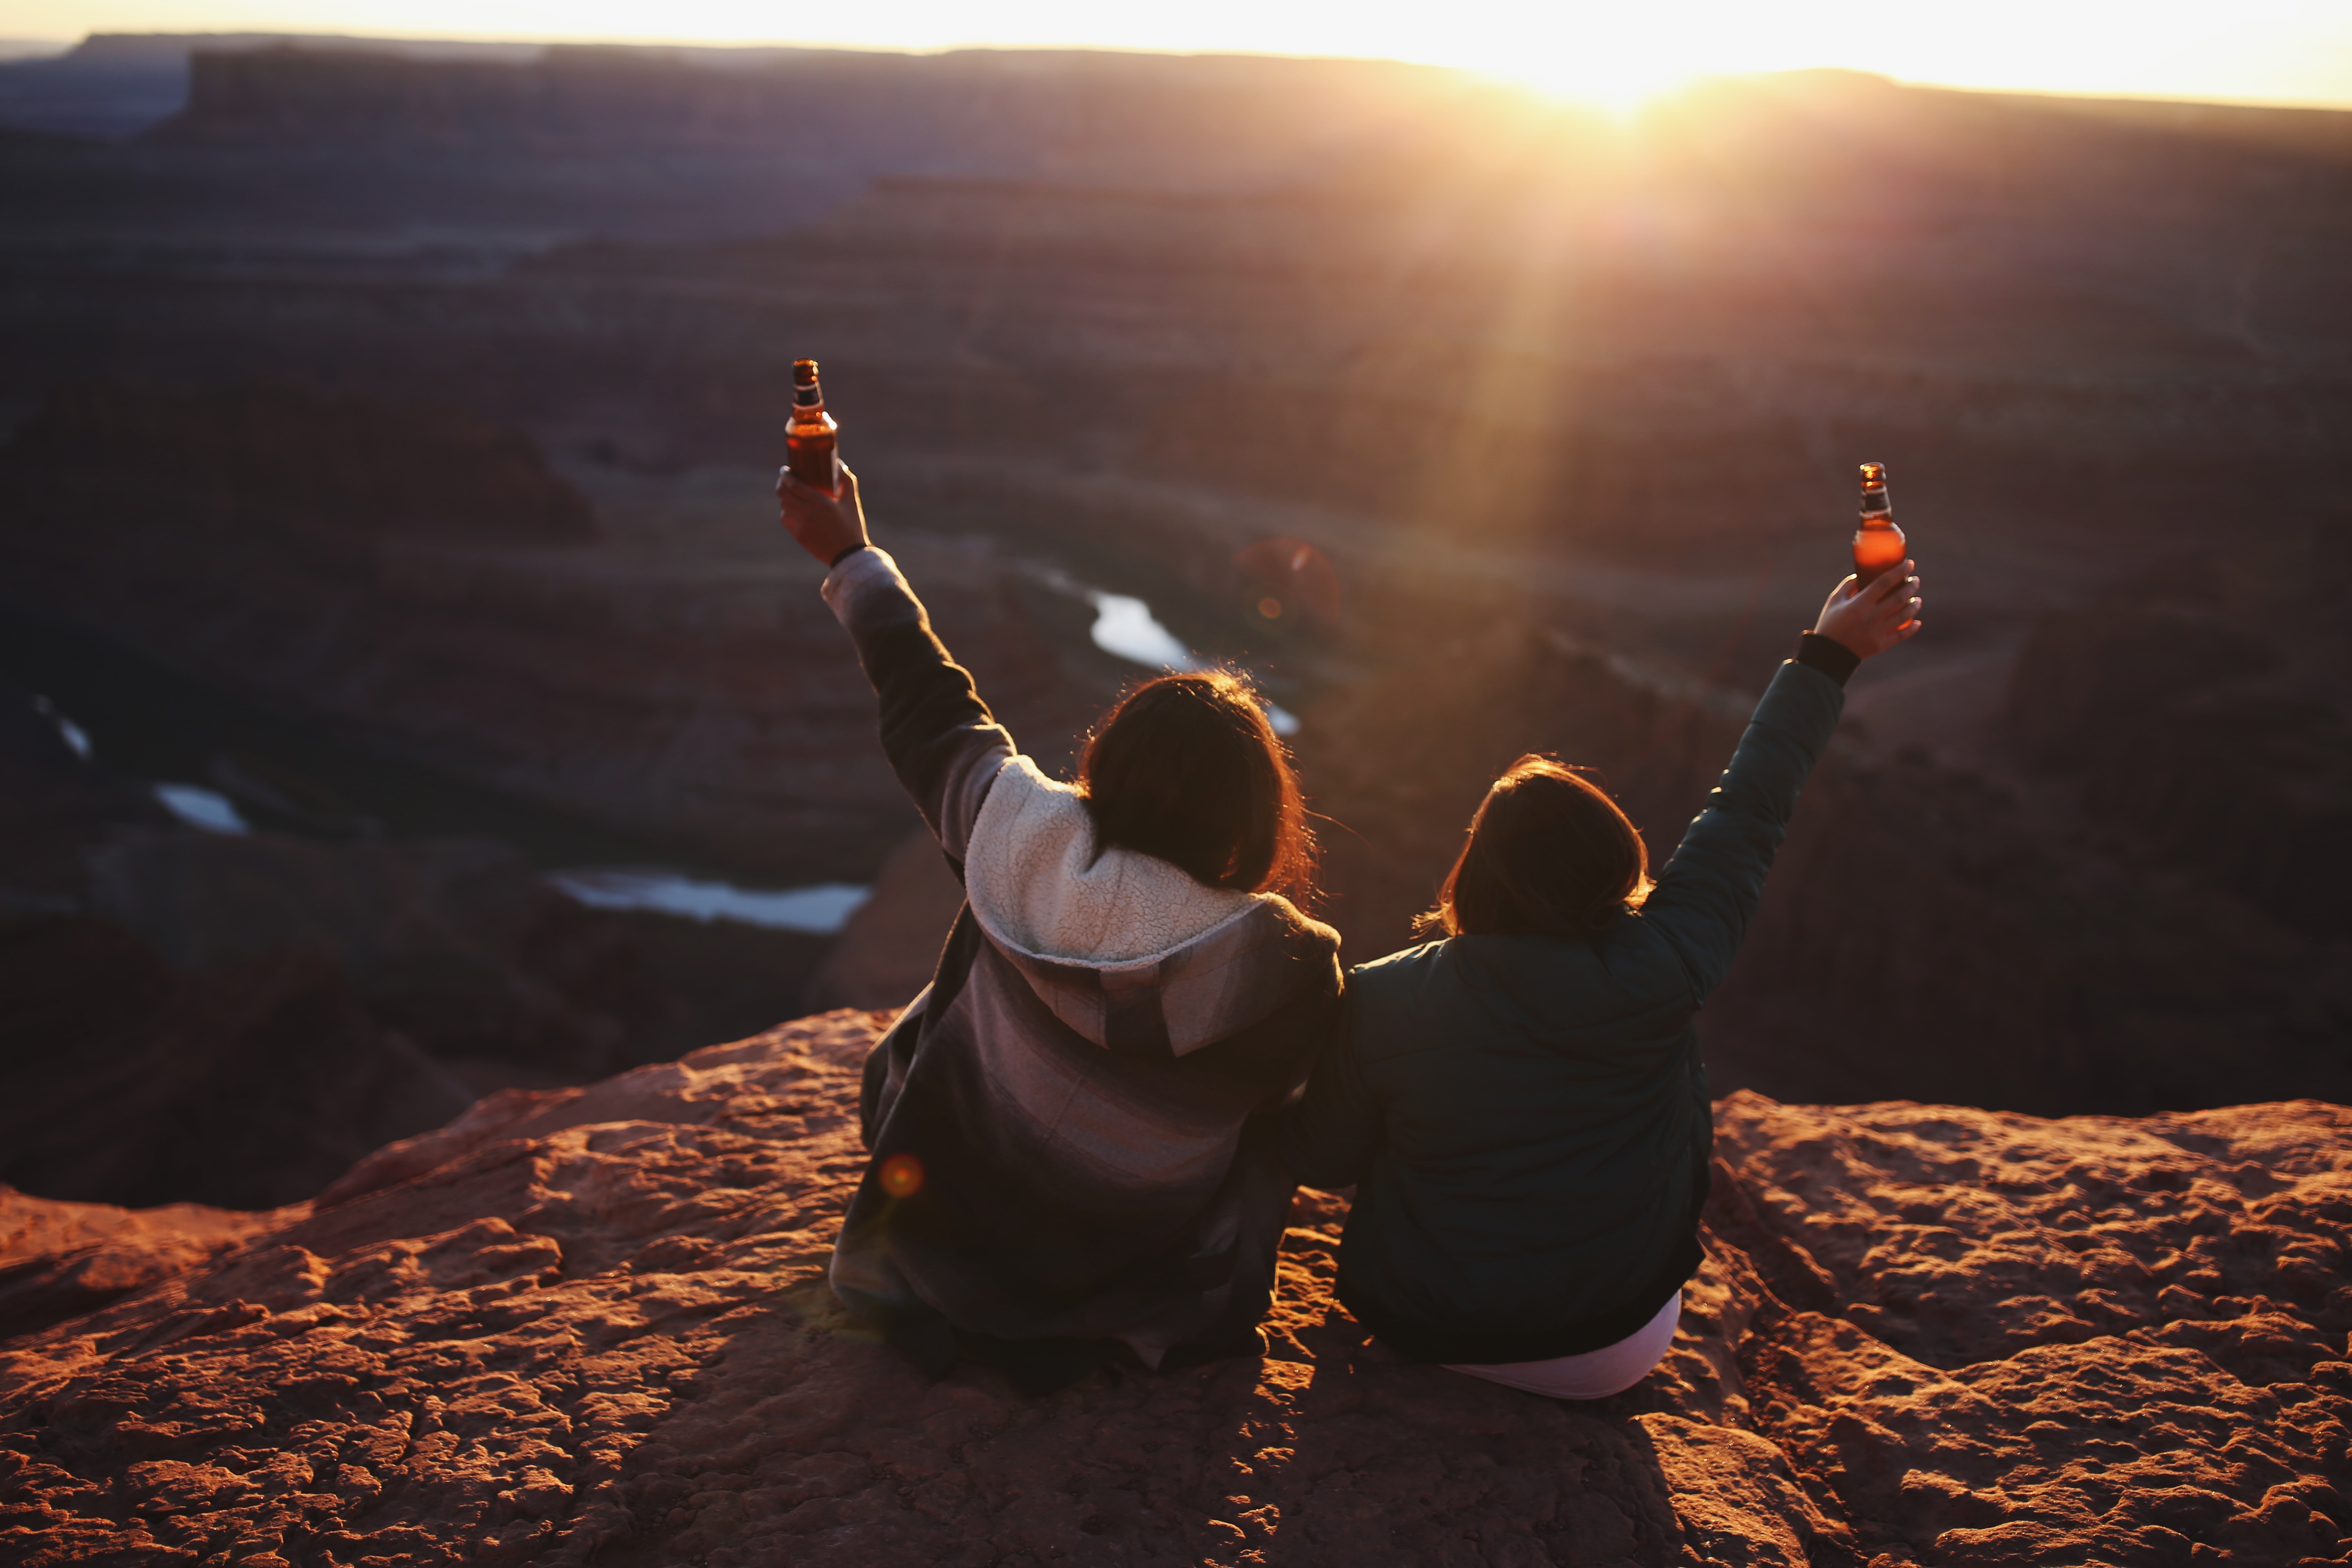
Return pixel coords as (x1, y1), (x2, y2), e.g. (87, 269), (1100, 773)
(1280, 562), (1923, 1399)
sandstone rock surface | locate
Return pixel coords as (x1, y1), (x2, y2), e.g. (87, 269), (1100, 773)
(0, 1188), (279, 1346)
(3, 1010), (2347, 1565)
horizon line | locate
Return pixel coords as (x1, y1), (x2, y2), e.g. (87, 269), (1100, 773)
(7, 29), (2352, 116)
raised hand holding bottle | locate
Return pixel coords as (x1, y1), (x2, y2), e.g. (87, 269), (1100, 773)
(786, 359), (840, 496)
(1852, 461), (1907, 591)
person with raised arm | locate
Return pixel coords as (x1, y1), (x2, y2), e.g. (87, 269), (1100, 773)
(1280, 564), (1923, 1399)
(776, 463), (1341, 1394)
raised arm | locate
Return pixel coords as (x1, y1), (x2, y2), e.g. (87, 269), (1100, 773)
(1641, 563), (1921, 1000)
(779, 465), (1014, 866)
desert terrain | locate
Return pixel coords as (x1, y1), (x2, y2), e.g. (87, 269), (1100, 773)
(2, 1012), (2347, 1565)
(0, 43), (2349, 1562)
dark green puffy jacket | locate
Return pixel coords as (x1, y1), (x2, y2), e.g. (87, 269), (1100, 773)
(1279, 656), (1845, 1364)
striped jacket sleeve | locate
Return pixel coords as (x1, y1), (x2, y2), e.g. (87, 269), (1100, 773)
(821, 547), (1017, 870)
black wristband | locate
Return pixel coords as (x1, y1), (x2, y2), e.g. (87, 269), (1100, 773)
(828, 541), (870, 569)
(1795, 631), (1861, 687)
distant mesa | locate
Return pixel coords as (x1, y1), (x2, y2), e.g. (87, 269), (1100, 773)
(0, 32), (537, 139)
(145, 37), (1502, 190)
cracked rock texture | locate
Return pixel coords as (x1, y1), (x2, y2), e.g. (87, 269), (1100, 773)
(2, 1009), (2348, 1567)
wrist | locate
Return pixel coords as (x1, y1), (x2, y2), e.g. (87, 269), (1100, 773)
(828, 539), (870, 568)
(1795, 631), (1862, 686)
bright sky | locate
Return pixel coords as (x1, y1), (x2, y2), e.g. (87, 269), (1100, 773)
(6, 0), (2352, 110)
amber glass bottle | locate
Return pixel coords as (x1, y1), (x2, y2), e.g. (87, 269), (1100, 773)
(786, 359), (839, 495)
(1852, 461), (1906, 589)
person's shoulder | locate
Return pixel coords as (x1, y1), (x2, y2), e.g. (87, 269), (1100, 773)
(1338, 940), (1475, 1066)
(1597, 907), (1708, 999)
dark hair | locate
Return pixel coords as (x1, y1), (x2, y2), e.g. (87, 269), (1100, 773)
(1078, 670), (1316, 901)
(1419, 755), (1651, 940)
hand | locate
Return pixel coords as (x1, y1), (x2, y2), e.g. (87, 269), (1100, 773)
(775, 462), (869, 567)
(1813, 560), (1922, 659)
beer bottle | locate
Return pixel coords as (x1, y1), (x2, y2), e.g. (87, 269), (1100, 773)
(1852, 461), (1906, 590)
(786, 359), (840, 495)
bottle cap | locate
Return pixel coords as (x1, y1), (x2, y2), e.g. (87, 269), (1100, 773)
(793, 359), (820, 386)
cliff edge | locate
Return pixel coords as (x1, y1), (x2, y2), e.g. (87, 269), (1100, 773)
(2, 1011), (2346, 1566)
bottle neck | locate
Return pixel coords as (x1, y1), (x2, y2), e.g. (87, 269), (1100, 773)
(1859, 489), (1892, 526)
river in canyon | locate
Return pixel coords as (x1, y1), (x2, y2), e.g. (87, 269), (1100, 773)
(4, 562), (1261, 934)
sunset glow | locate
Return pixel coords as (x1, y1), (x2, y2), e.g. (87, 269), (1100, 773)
(4, 0), (2352, 110)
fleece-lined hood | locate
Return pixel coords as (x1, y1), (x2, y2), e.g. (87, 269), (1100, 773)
(966, 756), (1257, 965)
(963, 756), (1331, 1058)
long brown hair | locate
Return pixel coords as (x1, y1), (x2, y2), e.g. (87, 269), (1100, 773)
(1078, 670), (1317, 901)
(1418, 755), (1651, 940)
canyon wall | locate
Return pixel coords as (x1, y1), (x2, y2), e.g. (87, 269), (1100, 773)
(0, 45), (2346, 1143)
(163, 44), (1478, 178)
(0, 686), (823, 1208)
(1298, 616), (2352, 1116)
(2003, 597), (2352, 937)
(0, 381), (1095, 883)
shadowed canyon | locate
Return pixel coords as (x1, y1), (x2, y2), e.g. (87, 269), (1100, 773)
(0, 37), (2349, 1563)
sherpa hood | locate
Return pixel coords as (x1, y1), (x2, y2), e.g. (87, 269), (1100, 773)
(963, 756), (1334, 1057)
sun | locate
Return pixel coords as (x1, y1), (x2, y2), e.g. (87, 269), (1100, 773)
(1442, 9), (1711, 116)
(1494, 52), (1705, 114)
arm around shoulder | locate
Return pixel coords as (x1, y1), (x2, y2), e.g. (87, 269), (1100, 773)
(1277, 990), (1383, 1189)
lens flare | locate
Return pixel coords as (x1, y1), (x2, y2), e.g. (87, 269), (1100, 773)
(1233, 539), (1341, 630)
(878, 1152), (925, 1199)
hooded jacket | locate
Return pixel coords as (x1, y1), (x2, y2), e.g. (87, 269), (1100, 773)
(1279, 651), (1847, 1365)
(821, 548), (1343, 1366)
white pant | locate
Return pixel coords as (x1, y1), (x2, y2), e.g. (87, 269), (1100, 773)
(1444, 1291), (1681, 1400)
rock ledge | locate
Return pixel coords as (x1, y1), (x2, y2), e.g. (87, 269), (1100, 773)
(2, 1011), (2348, 1566)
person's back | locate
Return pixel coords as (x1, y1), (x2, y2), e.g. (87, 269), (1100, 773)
(775, 462), (1341, 1391)
(1284, 564), (1922, 1395)
(1302, 913), (1716, 1363)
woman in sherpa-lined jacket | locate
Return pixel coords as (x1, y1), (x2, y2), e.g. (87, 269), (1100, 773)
(777, 464), (1341, 1394)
